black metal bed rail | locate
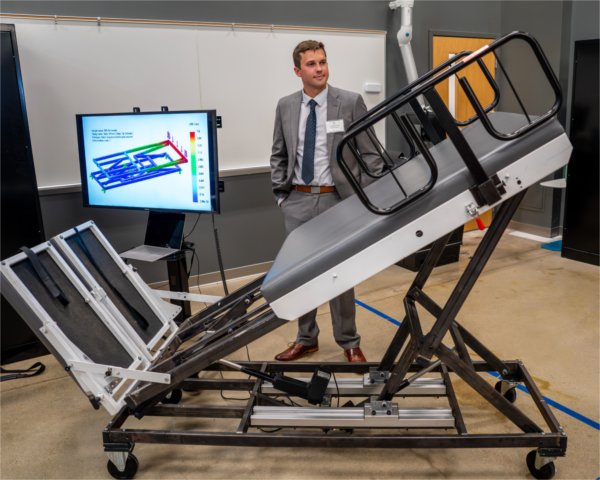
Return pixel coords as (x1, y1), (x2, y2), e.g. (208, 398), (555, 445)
(345, 31), (561, 147)
(356, 50), (499, 135)
(454, 55), (500, 127)
(331, 49), (480, 211)
(353, 50), (472, 132)
(337, 31), (562, 215)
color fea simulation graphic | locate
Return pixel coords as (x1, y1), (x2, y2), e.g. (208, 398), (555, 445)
(91, 134), (188, 191)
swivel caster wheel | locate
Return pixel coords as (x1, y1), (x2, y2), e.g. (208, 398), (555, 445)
(161, 388), (183, 404)
(495, 380), (517, 403)
(526, 450), (556, 479)
(107, 453), (139, 479)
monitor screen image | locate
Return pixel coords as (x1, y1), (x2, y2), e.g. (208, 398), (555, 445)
(76, 110), (220, 214)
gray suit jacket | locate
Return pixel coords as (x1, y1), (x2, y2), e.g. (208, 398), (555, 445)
(270, 85), (383, 202)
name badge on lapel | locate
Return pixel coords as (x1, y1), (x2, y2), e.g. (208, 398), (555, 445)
(326, 119), (345, 134)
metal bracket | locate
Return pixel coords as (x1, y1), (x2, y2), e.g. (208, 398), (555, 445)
(365, 398), (399, 417)
(465, 202), (479, 218)
(469, 174), (506, 207)
(90, 286), (108, 302)
(153, 289), (222, 304)
(366, 367), (390, 385)
(69, 361), (171, 384)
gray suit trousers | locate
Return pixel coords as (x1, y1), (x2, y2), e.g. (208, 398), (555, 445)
(280, 190), (360, 350)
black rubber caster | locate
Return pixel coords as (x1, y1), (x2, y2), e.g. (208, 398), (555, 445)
(526, 450), (556, 479)
(107, 453), (139, 479)
(495, 381), (517, 403)
(161, 388), (182, 404)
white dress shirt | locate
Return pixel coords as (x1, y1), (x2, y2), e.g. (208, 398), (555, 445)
(294, 88), (334, 186)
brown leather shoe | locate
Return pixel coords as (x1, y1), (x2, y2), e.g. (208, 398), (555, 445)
(275, 342), (318, 361)
(344, 347), (367, 363)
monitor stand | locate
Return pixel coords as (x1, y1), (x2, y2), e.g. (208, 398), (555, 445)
(166, 251), (191, 320)
(121, 211), (191, 321)
(148, 211), (191, 321)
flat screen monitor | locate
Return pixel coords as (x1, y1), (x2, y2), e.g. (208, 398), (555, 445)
(76, 110), (220, 214)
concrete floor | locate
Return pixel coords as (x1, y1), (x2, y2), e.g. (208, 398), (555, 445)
(1, 230), (598, 479)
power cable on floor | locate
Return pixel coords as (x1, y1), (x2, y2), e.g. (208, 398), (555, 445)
(212, 213), (229, 296)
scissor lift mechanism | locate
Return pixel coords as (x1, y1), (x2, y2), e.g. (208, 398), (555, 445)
(0, 32), (571, 479)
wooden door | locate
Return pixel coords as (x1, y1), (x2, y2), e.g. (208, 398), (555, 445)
(432, 35), (496, 231)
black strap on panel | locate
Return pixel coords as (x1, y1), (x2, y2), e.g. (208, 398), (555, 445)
(0, 362), (46, 382)
(423, 88), (503, 206)
(408, 99), (445, 145)
(20, 246), (69, 306)
(72, 228), (149, 330)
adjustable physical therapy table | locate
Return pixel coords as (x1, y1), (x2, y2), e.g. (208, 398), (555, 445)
(0, 32), (571, 479)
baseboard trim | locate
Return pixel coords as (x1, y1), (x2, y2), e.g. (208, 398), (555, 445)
(149, 261), (272, 290)
(508, 220), (562, 239)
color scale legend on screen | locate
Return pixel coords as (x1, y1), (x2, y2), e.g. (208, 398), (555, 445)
(190, 131), (197, 202)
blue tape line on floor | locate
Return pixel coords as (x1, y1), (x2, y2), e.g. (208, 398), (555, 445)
(487, 371), (600, 431)
(355, 299), (401, 326)
(356, 298), (600, 431)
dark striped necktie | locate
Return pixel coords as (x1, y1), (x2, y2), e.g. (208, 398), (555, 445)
(302, 99), (317, 184)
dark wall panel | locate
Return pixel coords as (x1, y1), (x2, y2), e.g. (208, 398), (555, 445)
(1, 24), (48, 363)
(562, 39), (599, 265)
(0, 27), (45, 258)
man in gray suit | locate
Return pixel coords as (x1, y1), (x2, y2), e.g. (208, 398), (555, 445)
(270, 40), (383, 362)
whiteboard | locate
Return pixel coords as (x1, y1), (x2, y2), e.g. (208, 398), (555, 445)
(8, 19), (386, 189)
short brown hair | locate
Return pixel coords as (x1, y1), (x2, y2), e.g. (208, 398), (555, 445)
(293, 40), (326, 68)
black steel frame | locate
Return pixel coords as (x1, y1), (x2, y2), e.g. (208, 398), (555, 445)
(103, 190), (567, 476)
(336, 31), (562, 215)
(99, 31), (569, 477)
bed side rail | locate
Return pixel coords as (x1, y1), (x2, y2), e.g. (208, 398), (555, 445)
(337, 31), (563, 215)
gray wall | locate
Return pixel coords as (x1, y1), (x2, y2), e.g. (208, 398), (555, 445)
(566, 0), (600, 133)
(498, 1), (569, 235)
(2, 0), (595, 283)
(498, 1), (598, 235)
